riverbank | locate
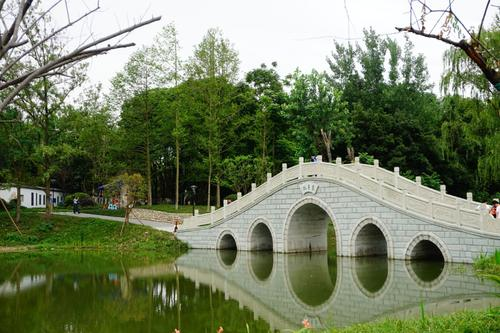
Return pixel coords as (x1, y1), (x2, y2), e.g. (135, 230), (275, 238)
(0, 212), (187, 256)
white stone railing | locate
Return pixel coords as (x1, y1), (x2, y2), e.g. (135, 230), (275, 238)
(181, 156), (496, 234)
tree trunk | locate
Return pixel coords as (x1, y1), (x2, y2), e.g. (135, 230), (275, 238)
(15, 185), (21, 223)
(320, 128), (333, 162)
(42, 78), (52, 217)
(206, 150), (212, 210)
(175, 136), (180, 210)
(216, 180), (221, 209)
(45, 180), (52, 217)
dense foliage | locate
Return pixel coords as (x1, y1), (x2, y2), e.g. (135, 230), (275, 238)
(1, 24), (499, 214)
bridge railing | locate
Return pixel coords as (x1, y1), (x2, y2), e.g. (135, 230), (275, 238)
(182, 157), (496, 233)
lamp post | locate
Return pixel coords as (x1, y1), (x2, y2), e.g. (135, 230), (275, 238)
(190, 185), (197, 216)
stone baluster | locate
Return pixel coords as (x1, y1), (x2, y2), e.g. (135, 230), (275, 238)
(251, 183), (256, 191)
(237, 192), (242, 200)
(194, 209), (199, 216)
(466, 192), (473, 202)
(299, 157), (304, 178)
(223, 199), (228, 218)
(266, 173), (272, 192)
(415, 176), (422, 197)
(281, 163), (287, 184)
(210, 206), (215, 224)
(394, 167), (400, 188)
(316, 155), (323, 162)
(335, 157), (342, 180)
(440, 185), (446, 200)
(373, 159), (379, 181)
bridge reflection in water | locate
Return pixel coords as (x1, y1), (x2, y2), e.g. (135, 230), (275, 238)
(176, 250), (500, 331)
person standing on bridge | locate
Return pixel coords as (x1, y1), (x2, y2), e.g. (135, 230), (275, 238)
(490, 199), (499, 219)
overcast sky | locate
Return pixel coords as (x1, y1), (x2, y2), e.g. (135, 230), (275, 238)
(58, 0), (498, 95)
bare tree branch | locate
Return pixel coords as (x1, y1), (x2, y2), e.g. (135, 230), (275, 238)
(396, 1), (499, 91)
(0, 0), (161, 112)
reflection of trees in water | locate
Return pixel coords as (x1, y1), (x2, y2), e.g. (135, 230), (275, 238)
(0, 253), (272, 333)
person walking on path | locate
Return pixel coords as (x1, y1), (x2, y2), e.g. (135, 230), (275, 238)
(73, 197), (80, 214)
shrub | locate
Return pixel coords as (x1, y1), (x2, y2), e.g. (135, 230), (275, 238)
(65, 192), (93, 207)
(225, 193), (237, 202)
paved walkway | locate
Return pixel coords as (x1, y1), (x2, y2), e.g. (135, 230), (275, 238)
(54, 212), (175, 233)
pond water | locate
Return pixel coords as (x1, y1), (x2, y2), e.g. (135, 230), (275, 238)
(0, 250), (499, 333)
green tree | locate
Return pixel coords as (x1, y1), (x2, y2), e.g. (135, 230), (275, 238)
(186, 28), (241, 208)
(106, 173), (147, 235)
(287, 69), (351, 162)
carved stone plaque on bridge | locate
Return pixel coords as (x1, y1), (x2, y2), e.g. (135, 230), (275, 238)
(300, 182), (319, 195)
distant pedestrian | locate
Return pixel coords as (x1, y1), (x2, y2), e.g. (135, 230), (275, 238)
(73, 197), (80, 214)
(490, 199), (499, 219)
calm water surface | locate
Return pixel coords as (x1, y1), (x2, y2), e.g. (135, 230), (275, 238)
(0, 250), (499, 333)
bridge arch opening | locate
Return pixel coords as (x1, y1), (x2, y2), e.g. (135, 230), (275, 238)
(354, 223), (387, 257)
(410, 240), (444, 261)
(219, 233), (237, 250)
(286, 202), (334, 253)
(250, 222), (273, 251)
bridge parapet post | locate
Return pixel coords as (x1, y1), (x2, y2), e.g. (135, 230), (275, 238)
(194, 209), (199, 216)
(316, 155), (323, 162)
(237, 192), (242, 200)
(251, 183), (256, 191)
(394, 167), (400, 188)
(266, 173), (272, 192)
(466, 192), (473, 202)
(223, 200), (228, 218)
(299, 157), (304, 178)
(440, 185), (446, 200)
(210, 206), (215, 223)
(373, 159), (380, 180)
(281, 163), (287, 184)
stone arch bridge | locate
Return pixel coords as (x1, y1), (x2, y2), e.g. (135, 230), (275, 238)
(176, 157), (500, 263)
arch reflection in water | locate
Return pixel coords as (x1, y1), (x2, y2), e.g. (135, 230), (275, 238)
(353, 257), (389, 296)
(408, 260), (446, 287)
(175, 250), (500, 331)
(285, 252), (336, 308)
(218, 250), (238, 267)
(250, 252), (274, 281)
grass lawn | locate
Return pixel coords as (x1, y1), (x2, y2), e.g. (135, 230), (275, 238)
(142, 203), (209, 214)
(0, 211), (187, 256)
(52, 203), (210, 216)
(315, 307), (500, 333)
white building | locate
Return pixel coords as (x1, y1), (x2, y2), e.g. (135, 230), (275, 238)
(0, 186), (64, 208)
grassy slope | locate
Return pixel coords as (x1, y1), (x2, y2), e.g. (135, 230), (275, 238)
(0, 211), (187, 256)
